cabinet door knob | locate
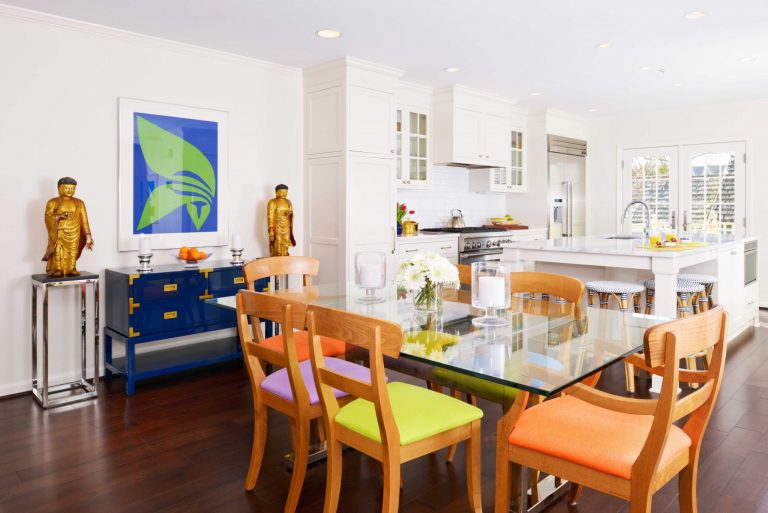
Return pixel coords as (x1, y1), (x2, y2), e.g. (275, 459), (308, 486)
(390, 149), (395, 153)
(485, 155), (490, 158)
(478, 154), (483, 158)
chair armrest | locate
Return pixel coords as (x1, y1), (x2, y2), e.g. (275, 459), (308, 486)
(563, 383), (658, 415)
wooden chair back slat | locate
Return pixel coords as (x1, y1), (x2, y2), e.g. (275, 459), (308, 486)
(306, 304), (403, 358)
(236, 289), (307, 327)
(244, 256), (320, 290)
(456, 264), (472, 287)
(644, 306), (724, 368)
(318, 367), (376, 402)
(510, 271), (585, 305)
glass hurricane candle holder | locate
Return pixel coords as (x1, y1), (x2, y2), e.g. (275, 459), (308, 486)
(471, 261), (511, 327)
(355, 251), (386, 303)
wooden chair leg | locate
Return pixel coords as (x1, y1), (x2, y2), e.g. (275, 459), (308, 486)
(381, 453), (401, 513)
(644, 289), (654, 315)
(315, 418), (326, 444)
(625, 362), (636, 393)
(285, 417), (310, 513)
(323, 438), (343, 513)
(691, 293), (700, 314)
(587, 289), (595, 307)
(706, 283), (715, 309)
(245, 403), (269, 491)
(495, 448), (512, 513)
(599, 292), (609, 309)
(618, 292), (630, 312)
(633, 293), (641, 313)
(465, 421), (483, 513)
(678, 464), (697, 513)
(568, 483), (584, 505)
(685, 355), (700, 389)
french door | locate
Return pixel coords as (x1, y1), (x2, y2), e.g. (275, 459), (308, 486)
(622, 142), (746, 237)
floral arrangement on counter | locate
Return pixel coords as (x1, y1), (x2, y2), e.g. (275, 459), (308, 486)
(396, 202), (415, 226)
(397, 252), (459, 312)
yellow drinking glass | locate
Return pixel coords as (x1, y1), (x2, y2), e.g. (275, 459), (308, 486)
(666, 232), (677, 241)
(649, 234), (661, 246)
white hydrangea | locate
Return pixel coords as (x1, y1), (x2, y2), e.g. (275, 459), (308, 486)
(396, 252), (460, 290)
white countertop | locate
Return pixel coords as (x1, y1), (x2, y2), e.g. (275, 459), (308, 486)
(503, 234), (755, 259)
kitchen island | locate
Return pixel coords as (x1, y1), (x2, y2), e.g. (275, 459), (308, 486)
(503, 234), (759, 341)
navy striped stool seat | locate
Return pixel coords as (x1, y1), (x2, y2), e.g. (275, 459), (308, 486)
(585, 281), (644, 313)
(678, 273), (717, 311)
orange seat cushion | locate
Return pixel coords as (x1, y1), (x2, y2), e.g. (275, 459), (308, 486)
(507, 395), (691, 479)
(259, 330), (346, 361)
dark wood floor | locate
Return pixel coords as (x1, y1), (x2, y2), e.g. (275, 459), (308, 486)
(2, 326), (768, 513)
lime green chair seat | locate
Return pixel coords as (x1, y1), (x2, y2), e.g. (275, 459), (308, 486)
(432, 367), (518, 404)
(335, 382), (483, 445)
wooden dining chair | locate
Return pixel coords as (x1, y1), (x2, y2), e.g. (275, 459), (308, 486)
(494, 305), (727, 513)
(236, 290), (375, 513)
(242, 256), (345, 360)
(306, 304), (484, 513)
(244, 255), (319, 291)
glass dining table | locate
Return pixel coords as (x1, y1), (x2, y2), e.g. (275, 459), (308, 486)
(208, 282), (666, 402)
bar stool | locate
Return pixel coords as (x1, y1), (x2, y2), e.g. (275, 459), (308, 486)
(643, 278), (705, 317)
(585, 281), (644, 312)
(678, 273), (717, 312)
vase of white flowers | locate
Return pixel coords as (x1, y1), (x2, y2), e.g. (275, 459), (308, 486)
(397, 252), (459, 313)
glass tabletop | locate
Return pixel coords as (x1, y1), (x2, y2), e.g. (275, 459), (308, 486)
(208, 283), (667, 396)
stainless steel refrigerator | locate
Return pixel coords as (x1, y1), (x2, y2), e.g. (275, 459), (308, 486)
(548, 135), (587, 239)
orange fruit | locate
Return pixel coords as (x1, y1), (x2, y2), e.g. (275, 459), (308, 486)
(179, 249), (189, 259)
(188, 248), (200, 260)
(198, 251), (207, 260)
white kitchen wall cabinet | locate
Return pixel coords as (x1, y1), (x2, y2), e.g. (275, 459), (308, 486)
(468, 125), (527, 193)
(396, 82), (434, 189)
(433, 85), (515, 168)
(304, 58), (403, 285)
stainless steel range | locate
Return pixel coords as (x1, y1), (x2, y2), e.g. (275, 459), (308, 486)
(420, 227), (517, 265)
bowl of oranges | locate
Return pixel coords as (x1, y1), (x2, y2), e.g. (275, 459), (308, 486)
(176, 246), (211, 267)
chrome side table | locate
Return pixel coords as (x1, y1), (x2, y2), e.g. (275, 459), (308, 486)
(31, 272), (99, 408)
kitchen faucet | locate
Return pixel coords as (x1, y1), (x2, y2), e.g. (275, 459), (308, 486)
(622, 200), (651, 236)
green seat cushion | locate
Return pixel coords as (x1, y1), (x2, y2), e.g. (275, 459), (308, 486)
(433, 367), (517, 404)
(335, 382), (483, 445)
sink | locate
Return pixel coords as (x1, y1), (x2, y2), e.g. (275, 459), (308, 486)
(601, 234), (642, 240)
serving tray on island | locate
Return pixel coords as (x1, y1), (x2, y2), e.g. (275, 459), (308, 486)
(636, 241), (709, 251)
(483, 223), (529, 230)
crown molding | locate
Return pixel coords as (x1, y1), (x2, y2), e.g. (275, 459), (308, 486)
(0, 3), (301, 76)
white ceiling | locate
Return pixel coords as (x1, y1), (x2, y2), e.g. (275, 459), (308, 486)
(5, 0), (768, 114)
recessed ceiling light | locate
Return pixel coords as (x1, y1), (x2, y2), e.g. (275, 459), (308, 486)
(528, 91), (543, 96)
(685, 10), (709, 20)
(444, 67), (460, 73)
(674, 82), (683, 87)
(597, 42), (612, 49)
(588, 108), (598, 112)
(315, 29), (341, 39)
(742, 56), (758, 63)
(640, 65), (652, 71)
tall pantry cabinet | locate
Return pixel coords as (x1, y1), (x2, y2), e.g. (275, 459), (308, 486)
(303, 58), (404, 285)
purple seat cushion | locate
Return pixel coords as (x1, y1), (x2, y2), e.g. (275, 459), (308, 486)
(260, 357), (376, 405)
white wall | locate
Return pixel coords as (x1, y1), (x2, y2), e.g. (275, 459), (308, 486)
(588, 99), (768, 305)
(397, 166), (509, 228)
(0, 7), (303, 396)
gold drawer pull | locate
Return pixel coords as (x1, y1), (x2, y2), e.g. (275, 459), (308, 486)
(234, 277), (245, 284)
(199, 293), (214, 300)
(163, 284), (178, 292)
(163, 311), (178, 320)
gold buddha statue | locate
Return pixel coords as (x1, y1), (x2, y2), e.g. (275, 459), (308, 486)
(42, 177), (94, 277)
(267, 184), (295, 257)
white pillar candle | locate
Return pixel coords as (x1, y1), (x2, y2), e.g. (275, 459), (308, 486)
(359, 263), (382, 288)
(231, 234), (243, 249)
(478, 275), (505, 307)
(138, 235), (151, 256)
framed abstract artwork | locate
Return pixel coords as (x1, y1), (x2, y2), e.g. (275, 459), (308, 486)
(118, 98), (229, 251)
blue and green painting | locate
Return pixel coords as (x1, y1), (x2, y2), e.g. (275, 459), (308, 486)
(132, 112), (218, 234)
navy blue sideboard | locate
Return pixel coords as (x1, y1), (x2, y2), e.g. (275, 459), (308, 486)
(105, 261), (268, 395)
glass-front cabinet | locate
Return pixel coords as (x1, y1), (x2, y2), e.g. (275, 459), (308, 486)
(396, 108), (430, 188)
(469, 127), (526, 193)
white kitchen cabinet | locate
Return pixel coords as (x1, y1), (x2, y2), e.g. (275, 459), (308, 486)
(304, 58), (404, 288)
(349, 85), (396, 156)
(433, 85), (513, 168)
(468, 128), (526, 193)
(716, 243), (744, 337)
(396, 107), (431, 188)
(398, 236), (459, 264)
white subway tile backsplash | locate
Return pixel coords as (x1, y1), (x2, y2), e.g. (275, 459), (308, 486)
(397, 166), (507, 229)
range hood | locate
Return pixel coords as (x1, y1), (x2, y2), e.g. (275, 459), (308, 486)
(548, 135), (587, 157)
